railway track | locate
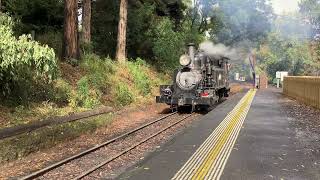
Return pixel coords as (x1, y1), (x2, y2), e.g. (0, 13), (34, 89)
(20, 112), (196, 180)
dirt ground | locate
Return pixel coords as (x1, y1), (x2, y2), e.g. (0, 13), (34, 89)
(0, 102), (170, 178)
(230, 82), (253, 95)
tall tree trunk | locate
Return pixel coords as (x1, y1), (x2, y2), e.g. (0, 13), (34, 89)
(63, 0), (79, 61)
(82, 0), (91, 43)
(116, 0), (128, 62)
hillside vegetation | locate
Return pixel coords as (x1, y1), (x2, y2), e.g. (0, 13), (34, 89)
(0, 14), (169, 161)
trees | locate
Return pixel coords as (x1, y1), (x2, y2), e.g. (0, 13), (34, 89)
(2, 0), (64, 33)
(116, 0), (128, 62)
(62, 0), (79, 60)
(209, 0), (273, 46)
(257, 33), (314, 79)
(299, 0), (320, 75)
(91, 0), (118, 57)
(82, 0), (91, 44)
(187, 0), (218, 33)
(299, 0), (320, 37)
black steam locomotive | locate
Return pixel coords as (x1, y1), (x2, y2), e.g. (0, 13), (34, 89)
(156, 43), (230, 112)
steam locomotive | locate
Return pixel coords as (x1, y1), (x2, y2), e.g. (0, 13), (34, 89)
(156, 43), (230, 112)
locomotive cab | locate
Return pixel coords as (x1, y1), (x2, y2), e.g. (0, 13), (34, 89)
(156, 43), (230, 112)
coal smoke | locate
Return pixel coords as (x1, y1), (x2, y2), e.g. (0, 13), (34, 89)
(199, 41), (243, 61)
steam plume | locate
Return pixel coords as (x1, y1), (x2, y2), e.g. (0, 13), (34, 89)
(199, 41), (239, 61)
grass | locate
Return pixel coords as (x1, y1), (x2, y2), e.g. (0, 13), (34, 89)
(114, 82), (135, 107)
(127, 58), (151, 96)
(0, 113), (113, 163)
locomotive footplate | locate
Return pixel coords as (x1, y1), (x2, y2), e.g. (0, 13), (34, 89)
(156, 96), (218, 106)
(156, 96), (171, 104)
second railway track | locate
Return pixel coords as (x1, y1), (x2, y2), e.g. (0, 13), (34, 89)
(20, 112), (198, 180)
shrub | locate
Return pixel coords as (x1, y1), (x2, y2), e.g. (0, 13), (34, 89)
(36, 30), (63, 58)
(127, 58), (151, 95)
(115, 82), (134, 107)
(52, 79), (72, 105)
(74, 76), (101, 108)
(80, 41), (94, 55)
(0, 13), (58, 100)
(81, 54), (115, 91)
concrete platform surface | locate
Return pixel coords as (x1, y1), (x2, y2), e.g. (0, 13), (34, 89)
(118, 89), (320, 180)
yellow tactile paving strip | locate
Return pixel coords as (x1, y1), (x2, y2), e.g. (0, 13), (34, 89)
(172, 89), (256, 180)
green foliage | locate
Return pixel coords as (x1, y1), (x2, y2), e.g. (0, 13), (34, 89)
(74, 76), (101, 109)
(127, 58), (151, 95)
(80, 42), (94, 55)
(51, 79), (72, 105)
(81, 54), (116, 91)
(92, 1), (193, 65)
(0, 113), (113, 162)
(0, 13), (58, 101)
(299, 0), (320, 75)
(91, 0), (119, 57)
(2, 0), (64, 33)
(299, 0), (320, 37)
(208, 0), (273, 46)
(127, 3), (155, 58)
(257, 32), (313, 80)
(36, 30), (63, 58)
(149, 18), (186, 70)
(115, 82), (134, 107)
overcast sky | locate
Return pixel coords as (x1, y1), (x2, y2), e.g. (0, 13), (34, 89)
(271, 0), (300, 14)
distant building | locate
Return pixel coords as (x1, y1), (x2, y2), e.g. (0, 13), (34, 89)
(258, 72), (268, 89)
(235, 73), (240, 81)
(276, 71), (288, 82)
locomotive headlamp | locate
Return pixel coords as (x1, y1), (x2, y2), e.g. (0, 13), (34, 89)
(179, 55), (191, 66)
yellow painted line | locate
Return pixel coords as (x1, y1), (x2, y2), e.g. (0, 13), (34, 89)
(172, 89), (256, 180)
(172, 91), (253, 180)
(192, 92), (252, 179)
(206, 93), (254, 180)
(194, 90), (255, 179)
(208, 102), (250, 179)
(173, 93), (250, 179)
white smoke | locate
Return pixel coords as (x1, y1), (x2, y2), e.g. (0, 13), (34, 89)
(199, 41), (240, 61)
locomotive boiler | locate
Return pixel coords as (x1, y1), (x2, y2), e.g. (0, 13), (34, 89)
(156, 43), (230, 112)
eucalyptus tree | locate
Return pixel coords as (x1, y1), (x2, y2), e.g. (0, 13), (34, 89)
(63, 0), (79, 60)
(82, 0), (91, 44)
(116, 0), (128, 62)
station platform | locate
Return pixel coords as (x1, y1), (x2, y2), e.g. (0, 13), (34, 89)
(118, 89), (319, 180)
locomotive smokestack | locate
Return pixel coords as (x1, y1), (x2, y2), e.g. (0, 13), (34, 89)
(187, 43), (196, 61)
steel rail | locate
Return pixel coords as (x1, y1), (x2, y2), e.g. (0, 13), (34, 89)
(74, 114), (194, 180)
(20, 112), (177, 180)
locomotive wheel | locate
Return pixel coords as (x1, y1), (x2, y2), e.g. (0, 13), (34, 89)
(177, 105), (193, 114)
(224, 90), (229, 97)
